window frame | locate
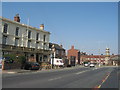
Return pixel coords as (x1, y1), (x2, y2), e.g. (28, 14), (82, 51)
(3, 23), (8, 33)
(15, 27), (19, 36)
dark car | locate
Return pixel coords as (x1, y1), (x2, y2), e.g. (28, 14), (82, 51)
(67, 64), (72, 67)
(24, 62), (40, 70)
(4, 57), (14, 63)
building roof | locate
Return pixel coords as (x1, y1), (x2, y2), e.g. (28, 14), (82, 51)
(49, 43), (65, 50)
(81, 55), (106, 58)
(81, 55), (118, 59)
(110, 55), (119, 61)
(0, 16), (50, 34)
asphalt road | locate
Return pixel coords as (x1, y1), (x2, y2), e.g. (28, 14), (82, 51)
(2, 66), (119, 89)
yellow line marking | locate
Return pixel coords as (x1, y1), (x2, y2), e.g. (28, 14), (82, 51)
(97, 85), (101, 88)
(95, 73), (110, 89)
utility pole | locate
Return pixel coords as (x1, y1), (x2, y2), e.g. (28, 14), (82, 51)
(51, 45), (55, 69)
(98, 48), (101, 67)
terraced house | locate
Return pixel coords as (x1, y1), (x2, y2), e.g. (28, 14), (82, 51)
(0, 14), (51, 69)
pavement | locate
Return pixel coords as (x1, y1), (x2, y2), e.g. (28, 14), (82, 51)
(2, 65), (84, 75)
(2, 66), (119, 88)
(2, 65), (115, 75)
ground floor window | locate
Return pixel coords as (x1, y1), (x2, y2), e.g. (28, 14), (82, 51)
(15, 38), (19, 46)
(2, 35), (7, 45)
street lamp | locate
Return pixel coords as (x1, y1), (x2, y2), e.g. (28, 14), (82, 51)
(98, 49), (101, 67)
(52, 45), (55, 69)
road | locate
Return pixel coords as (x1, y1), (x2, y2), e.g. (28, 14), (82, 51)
(2, 66), (119, 89)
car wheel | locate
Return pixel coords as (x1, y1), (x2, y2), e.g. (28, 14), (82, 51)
(29, 67), (32, 70)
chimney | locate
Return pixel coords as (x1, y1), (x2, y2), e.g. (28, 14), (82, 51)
(60, 45), (63, 48)
(71, 45), (74, 49)
(14, 14), (20, 22)
(40, 24), (44, 30)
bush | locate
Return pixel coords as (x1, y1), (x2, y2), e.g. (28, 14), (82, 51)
(3, 54), (16, 63)
(3, 54), (26, 64)
(18, 56), (26, 64)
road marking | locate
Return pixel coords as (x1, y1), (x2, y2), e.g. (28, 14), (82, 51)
(7, 72), (16, 74)
(48, 77), (62, 81)
(76, 67), (100, 75)
(92, 68), (98, 70)
(101, 73), (110, 84)
(97, 85), (101, 88)
(75, 70), (88, 75)
(94, 72), (111, 89)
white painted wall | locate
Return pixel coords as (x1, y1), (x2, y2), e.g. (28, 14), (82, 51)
(0, 18), (2, 59)
(1, 18), (50, 50)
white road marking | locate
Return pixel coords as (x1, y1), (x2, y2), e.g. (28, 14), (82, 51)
(92, 68), (98, 70)
(7, 72), (16, 74)
(75, 70), (88, 75)
(48, 77), (62, 81)
(76, 67), (101, 75)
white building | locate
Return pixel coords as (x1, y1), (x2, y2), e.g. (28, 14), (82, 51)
(0, 14), (51, 63)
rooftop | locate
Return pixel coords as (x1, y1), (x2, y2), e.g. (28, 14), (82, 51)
(0, 16), (50, 34)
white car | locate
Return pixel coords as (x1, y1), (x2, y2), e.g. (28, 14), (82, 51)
(84, 63), (89, 67)
(89, 63), (95, 67)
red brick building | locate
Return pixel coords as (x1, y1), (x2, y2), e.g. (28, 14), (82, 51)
(67, 46), (80, 65)
(80, 55), (106, 65)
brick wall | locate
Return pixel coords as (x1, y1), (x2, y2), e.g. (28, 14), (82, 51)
(67, 46), (79, 64)
(2, 61), (21, 70)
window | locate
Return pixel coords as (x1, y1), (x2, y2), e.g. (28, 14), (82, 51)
(15, 27), (19, 36)
(61, 51), (64, 56)
(56, 50), (59, 54)
(36, 42), (39, 49)
(2, 35), (7, 44)
(15, 38), (19, 46)
(36, 33), (39, 40)
(3, 23), (8, 33)
(43, 43), (46, 49)
(40, 57), (42, 62)
(28, 40), (31, 48)
(43, 35), (46, 42)
(28, 30), (31, 39)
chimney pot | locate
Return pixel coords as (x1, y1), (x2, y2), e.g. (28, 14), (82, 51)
(14, 14), (20, 22)
(60, 45), (63, 48)
(40, 24), (44, 30)
(71, 46), (74, 49)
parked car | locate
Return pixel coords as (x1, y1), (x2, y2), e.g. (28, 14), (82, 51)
(24, 62), (40, 70)
(67, 64), (72, 67)
(89, 63), (95, 67)
(4, 57), (14, 63)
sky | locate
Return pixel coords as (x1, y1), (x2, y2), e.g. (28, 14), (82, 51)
(2, 2), (118, 55)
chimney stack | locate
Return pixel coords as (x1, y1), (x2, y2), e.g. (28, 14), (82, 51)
(71, 45), (74, 49)
(60, 45), (63, 48)
(40, 24), (44, 30)
(14, 14), (20, 22)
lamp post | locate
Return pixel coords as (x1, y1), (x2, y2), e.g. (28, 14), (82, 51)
(52, 45), (55, 69)
(98, 49), (101, 67)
